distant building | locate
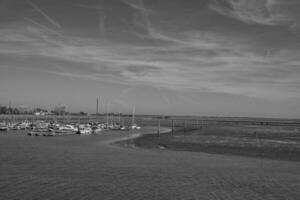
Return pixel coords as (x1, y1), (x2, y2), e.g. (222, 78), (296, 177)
(34, 111), (48, 116)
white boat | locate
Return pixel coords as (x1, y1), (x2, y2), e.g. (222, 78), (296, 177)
(0, 123), (9, 131)
(19, 121), (31, 130)
(110, 123), (121, 130)
(131, 123), (141, 130)
(33, 121), (49, 129)
(12, 123), (21, 130)
(58, 125), (78, 133)
(78, 127), (92, 135)
(77, 124), (92, 134)
(131, 106), (141, 130)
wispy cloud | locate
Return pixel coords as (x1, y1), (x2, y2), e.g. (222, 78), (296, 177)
(2, 22), (300, 100)
(23, 17), (62, 35)
(27, 0), (61, 29)
(1, 0), (300, 102)
(210, 0), (292, 25)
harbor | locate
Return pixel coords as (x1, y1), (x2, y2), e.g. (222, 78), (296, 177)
(0, 116), (139, 136)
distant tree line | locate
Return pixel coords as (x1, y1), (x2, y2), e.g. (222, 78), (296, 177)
(0, 105), (49, 115)
(0, 105), (22, 114)
(0, 105), (68, 115)
(0, 105), (90, 116)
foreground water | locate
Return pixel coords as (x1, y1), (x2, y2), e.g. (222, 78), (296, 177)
(0, 128), (299, 200)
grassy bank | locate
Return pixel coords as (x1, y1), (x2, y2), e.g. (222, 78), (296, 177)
(121, 125), (300, 161)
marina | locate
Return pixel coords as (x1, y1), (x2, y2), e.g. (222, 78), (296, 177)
(0, 119), (131, 136)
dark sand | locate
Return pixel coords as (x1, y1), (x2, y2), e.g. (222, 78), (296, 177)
(0, 127), (299, 200)
(129, 125), (300, 161)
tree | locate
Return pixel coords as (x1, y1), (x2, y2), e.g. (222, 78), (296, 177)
(13, 108), (20, 115)
(0, 106), (7, 114)
(79, 111), (87, 116)
(53, 106), (67, 115)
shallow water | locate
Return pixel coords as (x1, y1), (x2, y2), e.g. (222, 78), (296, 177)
(0, 129), (299, 200)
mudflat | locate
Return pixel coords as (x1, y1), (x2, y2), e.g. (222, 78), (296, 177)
(130, 125), (300, 161)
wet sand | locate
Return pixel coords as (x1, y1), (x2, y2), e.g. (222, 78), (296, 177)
(0, 127), (299, 200)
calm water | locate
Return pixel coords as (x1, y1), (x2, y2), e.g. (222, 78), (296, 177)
(0, 129), (299, 200)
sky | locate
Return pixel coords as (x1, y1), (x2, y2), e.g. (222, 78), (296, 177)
(1, 0), (300, 118)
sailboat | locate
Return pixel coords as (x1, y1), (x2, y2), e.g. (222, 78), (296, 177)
(131, 105), (141, 130)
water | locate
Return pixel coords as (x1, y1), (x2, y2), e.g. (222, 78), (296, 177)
(0, 130), (299, 200)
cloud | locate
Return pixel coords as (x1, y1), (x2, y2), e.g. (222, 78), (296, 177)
(123, 0), (150, 13)
(123, 0), (160, 40)
(23, 17), (62, 35)
(210, 0), (292, 25)
(210, 0), (300, 38)
(1, 2), (300, 102)
(27, 0), (61, 29)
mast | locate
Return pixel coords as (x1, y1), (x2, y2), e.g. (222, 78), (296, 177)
(8, 100), (11, 114)
(96, 97), (99, 115)
(131, 105), (135, 126)
(106, 102), (109, 126)
(9, 100), (12, 122)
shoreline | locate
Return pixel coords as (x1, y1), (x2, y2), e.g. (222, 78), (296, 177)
(111, 126), (171, 146)
(119, 127), (300, 162)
